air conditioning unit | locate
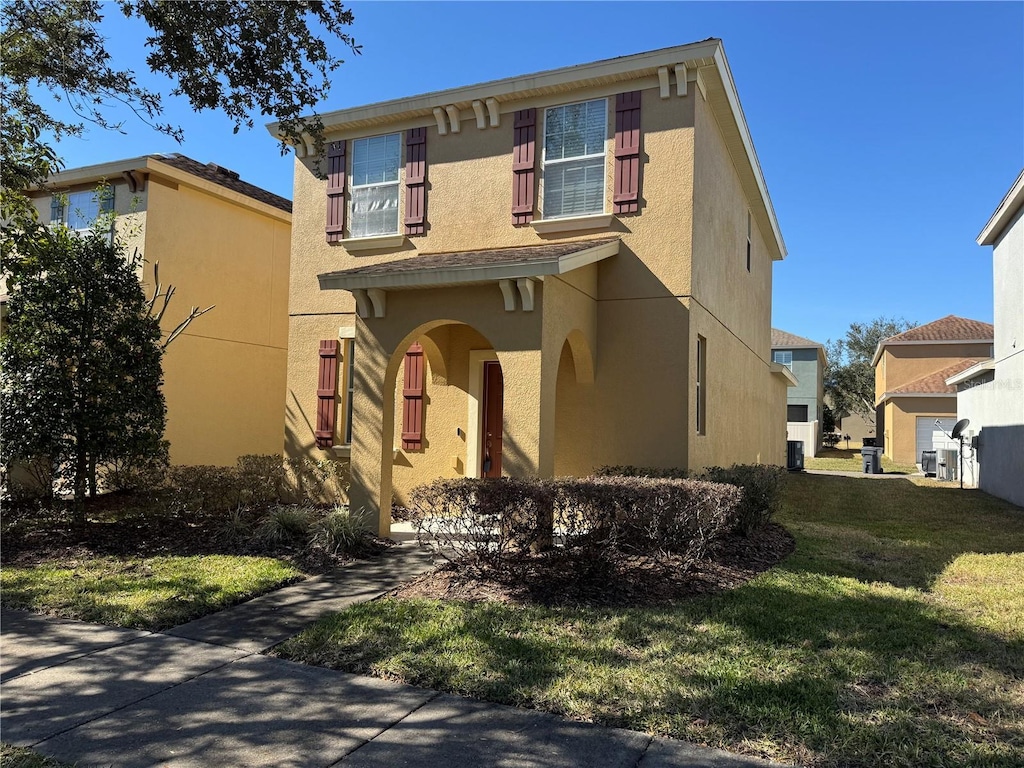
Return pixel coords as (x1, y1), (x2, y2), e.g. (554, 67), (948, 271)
(937, 448), (958, 481)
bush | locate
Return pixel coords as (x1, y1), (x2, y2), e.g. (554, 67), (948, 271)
(310, 506), (376, 556)
(283, 457), (350, 505)
(595, 465), (689, 480)
(699, 464), (786, 535)
(408, 475), (741, 569)
(166, 465), (246, 514)
(103, 442), (170, 493)
(257, 505), (312, 547)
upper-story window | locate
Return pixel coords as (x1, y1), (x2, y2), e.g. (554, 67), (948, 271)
(772, 350), (793, 370)
(542, 99), (607, 219)
(350, 133), (401, 238)
(52, 187), (114, 231)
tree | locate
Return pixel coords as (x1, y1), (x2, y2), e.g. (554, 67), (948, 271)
(0, 222), (167, 509)
(824, 317), (916, 427)
(1, 0), (359, 265)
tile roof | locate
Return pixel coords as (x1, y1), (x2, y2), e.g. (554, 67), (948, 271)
(771, 328), (822, 348)
(322, 237), (620, 279)
(888, 359), (985, 396)
(149, 154), (292, 213)
(883, 315), (993, 344)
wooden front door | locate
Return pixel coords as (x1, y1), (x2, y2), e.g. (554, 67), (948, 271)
(481, 361), (504, 478)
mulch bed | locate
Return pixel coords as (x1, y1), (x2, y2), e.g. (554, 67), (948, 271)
(388, 523), (795, 608)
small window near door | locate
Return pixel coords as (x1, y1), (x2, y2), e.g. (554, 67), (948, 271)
(787, 404), (809, 422)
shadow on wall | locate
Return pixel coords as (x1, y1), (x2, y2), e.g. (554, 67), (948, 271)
(978, 424), (1024, 509)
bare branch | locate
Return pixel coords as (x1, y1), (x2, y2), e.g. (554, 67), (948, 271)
(162, 304), (214, 349)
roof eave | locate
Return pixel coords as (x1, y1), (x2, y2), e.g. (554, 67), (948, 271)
(945, 359), (996, 386)
(872, 337), (994, 368)
(770, 362), (799, 387)
(977, 169), (1024, 246)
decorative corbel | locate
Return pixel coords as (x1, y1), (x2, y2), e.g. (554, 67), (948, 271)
(516, 278), (536, 312)
(472, 100), (487, 129)
(433, 107), (448, 136)
(498, 279), (517, 312)
(367, 288), (387, 318)
(674, 64), (688, 97)
(485, 98), (500, 127)
(352, 289), (372, 318)
(445, 105), (461, 133)
(658, 67), (671, 99)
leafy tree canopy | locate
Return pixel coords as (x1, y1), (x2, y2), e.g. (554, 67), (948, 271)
(1, 0), (358, 253)
(824, 317), (916, 424)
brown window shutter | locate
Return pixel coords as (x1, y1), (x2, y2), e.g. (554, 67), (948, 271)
(326, 141), (346, 243)
(404, 128), (427, 236)
(315, 339), (340, 449)
(512, 108), (536, 225)
(401, 342), (425, 451)
(613, 91), (642, 214)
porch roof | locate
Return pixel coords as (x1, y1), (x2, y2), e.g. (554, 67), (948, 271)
(318, 237), (620, 291)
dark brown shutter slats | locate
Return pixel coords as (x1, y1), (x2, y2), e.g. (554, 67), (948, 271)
(326, 141), (346, 243)
(613, 91), (641, 215)
(401, 343), (425, 451)
(512, 108), (536, 225)
(315, 339), (340, 449)
(405, 128), (427, 236)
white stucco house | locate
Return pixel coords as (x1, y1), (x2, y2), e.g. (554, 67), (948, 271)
(947, 169), (1024, 507)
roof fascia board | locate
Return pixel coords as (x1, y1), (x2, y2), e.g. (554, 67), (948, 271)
(878, 391), (956, 403)
(319, 240), (619, 292)
(977, 169), (1024, 246)
(871, 337), (994, 367)
(770, 362), (799, 387)
(145, 158), (291, 223)
(945, 359), (996, 385)
(29, 157), (151, 191)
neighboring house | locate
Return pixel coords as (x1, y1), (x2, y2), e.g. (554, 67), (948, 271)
(23, 154), (292, 466)
(947, 170), (1023, 506)
(270, 39), (790, 537)
(771, 329), (825, 457)
(873, 315), (994, 466)
(832, 407), (875, 447)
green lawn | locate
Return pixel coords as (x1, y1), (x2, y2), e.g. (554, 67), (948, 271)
(1, 554), (301, 631)
(0, 743), (72, 768)
(804, 446), (918, 475)
(277, 475), (1024, 767)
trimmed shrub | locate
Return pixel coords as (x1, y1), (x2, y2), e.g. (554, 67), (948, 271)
(283, 457), (351, 505)
(595, 465), (689, 480)
(408, 475), (741, 568)
(310, 506), (376, 556)
(699, 464), (786, 535)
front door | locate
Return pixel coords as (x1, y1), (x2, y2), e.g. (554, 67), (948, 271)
(481, 361), (503, 478)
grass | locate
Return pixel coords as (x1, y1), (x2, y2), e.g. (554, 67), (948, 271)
(0, 554), (302, 631)
(0, 744), (72, 768)
(277, 474), (1024, 767)
(804, 446), (919, 475)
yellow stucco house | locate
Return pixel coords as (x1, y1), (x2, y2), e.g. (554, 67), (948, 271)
(873, 315), (994, 465)
(25, 154), (292, 466)
(270, 40), (791, 537)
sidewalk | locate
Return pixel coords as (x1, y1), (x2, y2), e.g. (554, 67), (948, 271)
(1, 544), (788, 768)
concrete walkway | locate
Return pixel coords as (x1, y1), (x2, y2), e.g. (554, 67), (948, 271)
(1, 545), (788, 768)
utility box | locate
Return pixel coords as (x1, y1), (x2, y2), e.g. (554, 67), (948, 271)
(861, 446), (882, 474)
(787, 440), (804, 471)
(938, 449), (958, 482)
(921, 450), (937, 477)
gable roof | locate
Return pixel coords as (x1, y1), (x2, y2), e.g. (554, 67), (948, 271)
(35, 154), (292, 216)
(269, 39), (786, 262)
(871, 315), (994, 366)
(771, 328), (822, 348)
(881, 359), (984, 401)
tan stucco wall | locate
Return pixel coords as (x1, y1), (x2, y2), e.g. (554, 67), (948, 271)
(875, 342), (993, 401)
(143, 178), (290, 465)
(285, 79), (783, 533)
(882, 396), (958, 464)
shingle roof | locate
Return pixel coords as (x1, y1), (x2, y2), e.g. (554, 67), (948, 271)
(771, 328), (822, 348)
(323, 238), (620, 279)
(149, 154), (292, 214)
(883, 315), (993, 344)
(888, 359), (984, 396)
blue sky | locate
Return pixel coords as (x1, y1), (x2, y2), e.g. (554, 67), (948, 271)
(48, 2), (1023, 347)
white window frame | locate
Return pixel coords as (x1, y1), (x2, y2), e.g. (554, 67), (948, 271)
(52, 187), (114, 233)
(349, 133), (401, 239)
(541, 98), (608, 220)
(773, 350), (793, 370)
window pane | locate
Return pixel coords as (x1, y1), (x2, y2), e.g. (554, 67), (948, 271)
(350, 184), (399, 238)
(352, 134), (400, 187)
(66, 190), (101, 230)
(542, 157), (604, 218)
(545, 100), (605, 161)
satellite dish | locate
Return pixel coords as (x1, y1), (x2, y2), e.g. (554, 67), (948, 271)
(952, 418), (970, 439)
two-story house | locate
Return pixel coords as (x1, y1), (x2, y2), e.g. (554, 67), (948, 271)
(873, 315), (993, 466)
(948, 170), (1023, 506)
(24, 154), (292, 466)
(771, 329), (825, 456)
(270, 40), (790, 537)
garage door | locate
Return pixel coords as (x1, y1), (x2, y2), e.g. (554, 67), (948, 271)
(916, 417), (958, 463)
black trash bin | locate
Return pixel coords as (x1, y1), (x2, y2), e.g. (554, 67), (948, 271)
(861, 446), (882, 474)
(862, 437), (876, 447)
(921, 450), (937, 477)
(787, 440), (804, 471)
